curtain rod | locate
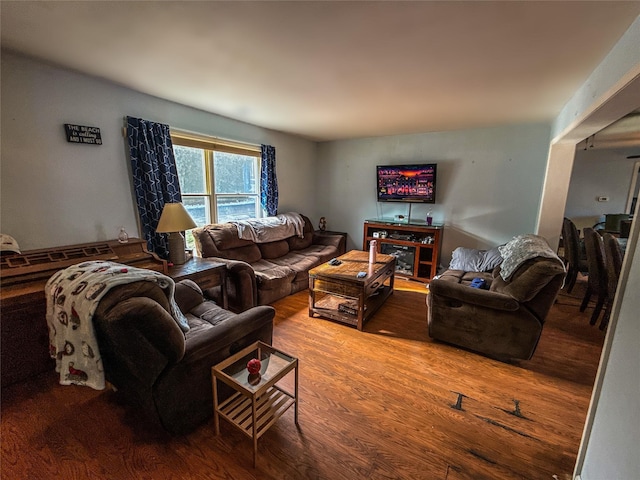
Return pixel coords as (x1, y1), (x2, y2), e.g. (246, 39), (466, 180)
(121, 118), (261, 150)
(170, 128), (260, 150)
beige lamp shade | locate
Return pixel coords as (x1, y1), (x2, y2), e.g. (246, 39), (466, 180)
(156, 203), (197, 233)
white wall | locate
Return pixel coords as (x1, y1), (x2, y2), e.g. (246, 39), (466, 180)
(546, 15), (640, 480)
(580, 223), (639, 480)
(0, 51), (317, 251)
(564, 148), (637, 230)
(316, 123), (552, 265)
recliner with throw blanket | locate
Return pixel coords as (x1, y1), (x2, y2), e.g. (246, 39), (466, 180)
(427, 235), (566, 361)
(92, 279), (275, 434)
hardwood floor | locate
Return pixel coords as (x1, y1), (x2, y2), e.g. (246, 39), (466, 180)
(1, 277), (605, 479)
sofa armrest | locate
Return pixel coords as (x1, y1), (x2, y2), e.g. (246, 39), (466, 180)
(313, 232), (346, 254)
(429, 279), (519, 311)
(435, 269), (467, 283)
(197, 257), (258, 312)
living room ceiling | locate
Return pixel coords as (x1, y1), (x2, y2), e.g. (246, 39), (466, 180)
(2, 1), (640, 142)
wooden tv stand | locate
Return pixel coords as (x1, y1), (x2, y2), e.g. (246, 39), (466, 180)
(362, 219), (443, 282)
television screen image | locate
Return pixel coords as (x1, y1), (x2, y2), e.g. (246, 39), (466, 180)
(377, 164), (437, 203)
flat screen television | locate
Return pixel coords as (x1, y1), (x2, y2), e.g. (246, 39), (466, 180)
(376, 164), (437, 203)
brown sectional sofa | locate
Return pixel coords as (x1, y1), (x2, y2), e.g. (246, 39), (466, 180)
(193, 214), (346, 311)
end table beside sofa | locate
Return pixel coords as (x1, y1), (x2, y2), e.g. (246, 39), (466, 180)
(168, 257), (228, 309)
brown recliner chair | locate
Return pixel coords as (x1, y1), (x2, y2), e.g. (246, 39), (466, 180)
(93, 279), (275, 435)
(428, 250), (565, 361)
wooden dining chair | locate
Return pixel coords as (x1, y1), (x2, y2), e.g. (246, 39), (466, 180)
(562, 217), (588, 293)
(580, 227), (608, 326)
(600, 232), (624, 331)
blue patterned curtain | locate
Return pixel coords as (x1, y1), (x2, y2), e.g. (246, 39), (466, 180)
(126, 116), (182, 259)
(260, 144), (278, 216)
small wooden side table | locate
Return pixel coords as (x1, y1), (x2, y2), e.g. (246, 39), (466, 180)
(168, 257), (228, 310)
(212, 341), (299, 467)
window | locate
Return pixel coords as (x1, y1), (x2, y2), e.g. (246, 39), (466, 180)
(172, 132), (261, 249)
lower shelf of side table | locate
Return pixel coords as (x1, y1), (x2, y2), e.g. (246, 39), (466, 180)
(218, 386), (295, 440)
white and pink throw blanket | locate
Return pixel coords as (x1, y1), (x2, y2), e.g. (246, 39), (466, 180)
(45, 261), (189, 390)
(232, 212), (305, 243)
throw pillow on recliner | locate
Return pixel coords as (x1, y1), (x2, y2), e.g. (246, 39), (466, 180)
(449, 246), (503, 272)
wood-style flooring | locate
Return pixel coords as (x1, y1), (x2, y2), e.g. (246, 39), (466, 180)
(1, 277), (605, 479)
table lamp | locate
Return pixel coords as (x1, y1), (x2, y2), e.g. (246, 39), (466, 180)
(156, 202), (197, 265)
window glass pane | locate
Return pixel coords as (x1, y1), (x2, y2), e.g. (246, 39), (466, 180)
(182, 196), (209, 226)
(182, 196), (210, 251)
(174, 146), (206, 194)
(216, 196), (259, 223)
(214, 152), (257, 194)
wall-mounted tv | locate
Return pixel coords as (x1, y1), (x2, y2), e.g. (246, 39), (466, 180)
(377, 164), (437, 203)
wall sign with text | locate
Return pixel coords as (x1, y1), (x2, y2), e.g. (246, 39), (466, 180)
(64, 124), (102, 145)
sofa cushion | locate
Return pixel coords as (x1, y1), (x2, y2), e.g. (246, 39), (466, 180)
(287, 215), (314, 250)
(194, 224), (255, 258)
(216, 244), (262, 264)
(186, 302), (233, 329)
(461, 271), (492, 284)
(252, 260), (296, 290)
(435, 269), (493, 286)
(258, 240), (290, 259)
(207, 224), (254, 251)
(297, 243), (338, 262)
(271, 252), (322, 283)
(288, 231), (313, 250)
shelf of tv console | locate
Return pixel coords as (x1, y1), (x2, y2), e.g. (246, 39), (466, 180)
(363, 219), (443, 282)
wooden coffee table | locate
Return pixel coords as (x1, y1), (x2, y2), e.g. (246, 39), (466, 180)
(308, 250), (396, 330)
